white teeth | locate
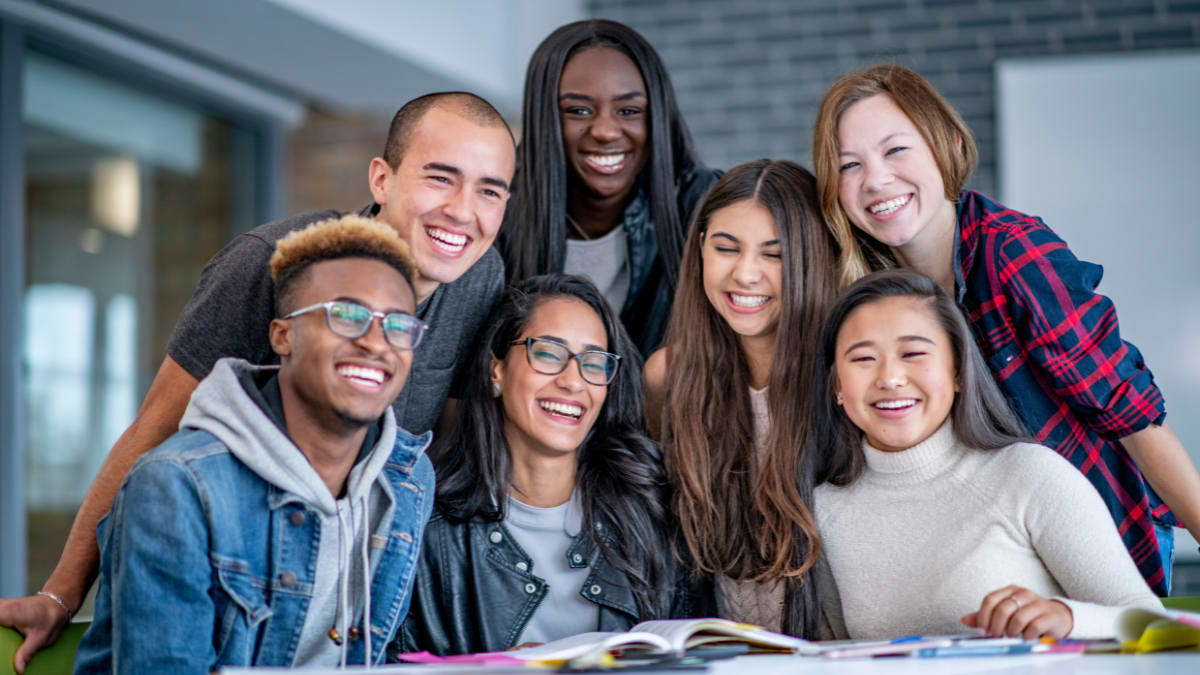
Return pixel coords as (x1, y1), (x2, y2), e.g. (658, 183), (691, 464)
(425, 226), (467, 250)
(730, 293), (769, 307)
(539, 400), (583, 418)
(337, 365), (385, 385)
(586, 153), (625, 167)
(873, 399), (917, 410)
(869, 195), (911, 215)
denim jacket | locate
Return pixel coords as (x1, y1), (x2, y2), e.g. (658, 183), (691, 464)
(397, 512), (709, 656)
(74, 362), (435, 673)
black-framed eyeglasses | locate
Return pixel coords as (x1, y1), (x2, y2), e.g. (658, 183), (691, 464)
(284, 300), (428, 350)
(509, 337), (620, 386)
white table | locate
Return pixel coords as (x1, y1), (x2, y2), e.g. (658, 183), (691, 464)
(224, 652), (1200, 674)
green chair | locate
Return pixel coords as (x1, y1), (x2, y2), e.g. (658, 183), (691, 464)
(1163, 595), (1200, 613)
(0, 622), (88, 675)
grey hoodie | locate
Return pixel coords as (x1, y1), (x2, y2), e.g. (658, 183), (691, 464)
(179, 357), (400, 667)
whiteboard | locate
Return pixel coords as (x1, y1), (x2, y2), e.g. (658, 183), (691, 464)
(996, 50), (1200, 560)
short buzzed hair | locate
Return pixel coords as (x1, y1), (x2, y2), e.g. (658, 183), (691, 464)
(382, 91), (514, 169)
(270, 214), (416, 316)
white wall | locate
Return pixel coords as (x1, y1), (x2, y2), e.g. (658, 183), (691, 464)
(268, 0), (587, 113)
(996, 50), (1200, 559)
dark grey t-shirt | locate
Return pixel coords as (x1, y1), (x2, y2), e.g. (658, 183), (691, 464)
(165, 204), (505, 435)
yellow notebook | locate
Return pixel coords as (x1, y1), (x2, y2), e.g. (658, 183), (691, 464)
(1116, 607), (1200, 653)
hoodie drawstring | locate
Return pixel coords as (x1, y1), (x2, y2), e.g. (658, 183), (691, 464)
(329, 495), (376, 667)
(360, 495), (373, 668)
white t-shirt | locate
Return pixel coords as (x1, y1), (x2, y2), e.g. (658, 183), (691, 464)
(505, 492), (599, 644)
(563, 226), (631, 314)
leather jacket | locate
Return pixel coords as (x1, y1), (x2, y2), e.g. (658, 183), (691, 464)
(619, 166), (722, 356)
(395, 511), (709, 656)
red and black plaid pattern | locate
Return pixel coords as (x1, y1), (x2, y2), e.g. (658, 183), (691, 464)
(954, 190), (1171, 596)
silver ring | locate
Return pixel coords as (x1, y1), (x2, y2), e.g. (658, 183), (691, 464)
(1006, 595), (1022, 612)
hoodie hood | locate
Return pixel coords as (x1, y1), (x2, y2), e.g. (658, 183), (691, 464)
(179, 357), (398, 516)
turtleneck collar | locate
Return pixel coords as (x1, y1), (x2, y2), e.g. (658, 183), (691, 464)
(861, 420), (959, 484)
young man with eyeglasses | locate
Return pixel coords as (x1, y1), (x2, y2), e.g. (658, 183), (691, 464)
(0, 91), (515, 673)
(74, 216), (435, 671)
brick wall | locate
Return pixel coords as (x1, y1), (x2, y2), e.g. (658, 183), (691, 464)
(586, 0), (1200, 195)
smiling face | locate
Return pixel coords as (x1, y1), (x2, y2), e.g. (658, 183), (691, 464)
(836, 94), (957, 258)
(272, 257), (415, 430)
(370, 107), (514, 303)
(701, 199), (783, 342)
(834, 295), (958, 452)
(492, 297), (610, 459)
(558, 46), (650, 204)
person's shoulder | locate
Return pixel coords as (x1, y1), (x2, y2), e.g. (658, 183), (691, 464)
(961, 190), (1060, 244)
(445, 245), (505, 295)
(211, 208), (351, 265)
(677, 166), (723, 209)
(137, 427), (229, 468)
(974, 440), (1079, 491)
(120, 429), (237, 501)
(643, 346), (671, 390)
(244, 207), (352, 244)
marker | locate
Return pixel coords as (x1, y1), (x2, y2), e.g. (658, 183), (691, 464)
(917, 644), (1036, 658)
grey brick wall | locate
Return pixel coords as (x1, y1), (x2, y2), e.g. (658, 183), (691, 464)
(586, 0), (1200, 195)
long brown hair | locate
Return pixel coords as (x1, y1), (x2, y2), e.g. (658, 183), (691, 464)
(812, 64), (978, 287)
(661, 159), (838, 638)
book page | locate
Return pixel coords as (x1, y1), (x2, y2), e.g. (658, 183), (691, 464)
(630, 618), (819, 654)
(506, 631), (671, 661)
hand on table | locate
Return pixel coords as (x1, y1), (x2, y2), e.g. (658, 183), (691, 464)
(0, 593), (71, 674)
(960, 585), (1073, 639)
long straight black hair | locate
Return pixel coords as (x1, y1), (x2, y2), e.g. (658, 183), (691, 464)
(500, 19), (702, 290)
(810, 269), (1028, 486)
(432, 274), (672, 619)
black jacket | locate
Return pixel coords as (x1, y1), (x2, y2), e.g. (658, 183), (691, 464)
(395, 511), (710, 656)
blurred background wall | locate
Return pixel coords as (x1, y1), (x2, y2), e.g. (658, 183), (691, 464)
(2, 0), (1198, 609)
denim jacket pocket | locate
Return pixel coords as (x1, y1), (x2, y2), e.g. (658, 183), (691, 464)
(213, 556), (273, 664)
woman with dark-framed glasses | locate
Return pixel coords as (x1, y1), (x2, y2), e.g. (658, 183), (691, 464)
(395, 274), (699, 656)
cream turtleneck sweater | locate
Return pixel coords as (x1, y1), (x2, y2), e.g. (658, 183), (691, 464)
(814, 421), (1160, 640)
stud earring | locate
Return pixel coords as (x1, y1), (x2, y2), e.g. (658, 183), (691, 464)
(835, 392), (844, 406)
(491, 381), (502, 398)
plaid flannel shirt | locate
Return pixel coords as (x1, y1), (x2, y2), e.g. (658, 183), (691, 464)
(953, 190), (1172, 595)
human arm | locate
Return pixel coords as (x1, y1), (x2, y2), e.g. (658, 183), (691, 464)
(3, 227), (277, 671)
(0, 356), (197, 674)
(642, 348), (669, 442)
(967, 446), (1160, 639)
(102, 454), (219, 673)
(997, 225), (1200, 538)
(1121, 423), (1200, 545)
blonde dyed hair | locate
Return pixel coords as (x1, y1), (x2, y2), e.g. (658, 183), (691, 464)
(269, 214), (415, 314)
(812, 64), (978, 288)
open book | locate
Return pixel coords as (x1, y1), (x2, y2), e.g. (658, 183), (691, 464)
(1116, 606), (1200, 653)
(397, 617), (819, 667)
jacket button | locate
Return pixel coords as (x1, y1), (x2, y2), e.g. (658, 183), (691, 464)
(590, 584), (602, 595)
(524, 583), (537, 594)
(571, 553), (583, 564)
(489, 531), (503, 544)
(289, 510), (306, 526)
(516, 561), (528, 572)
(280, 571), (298, 587)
